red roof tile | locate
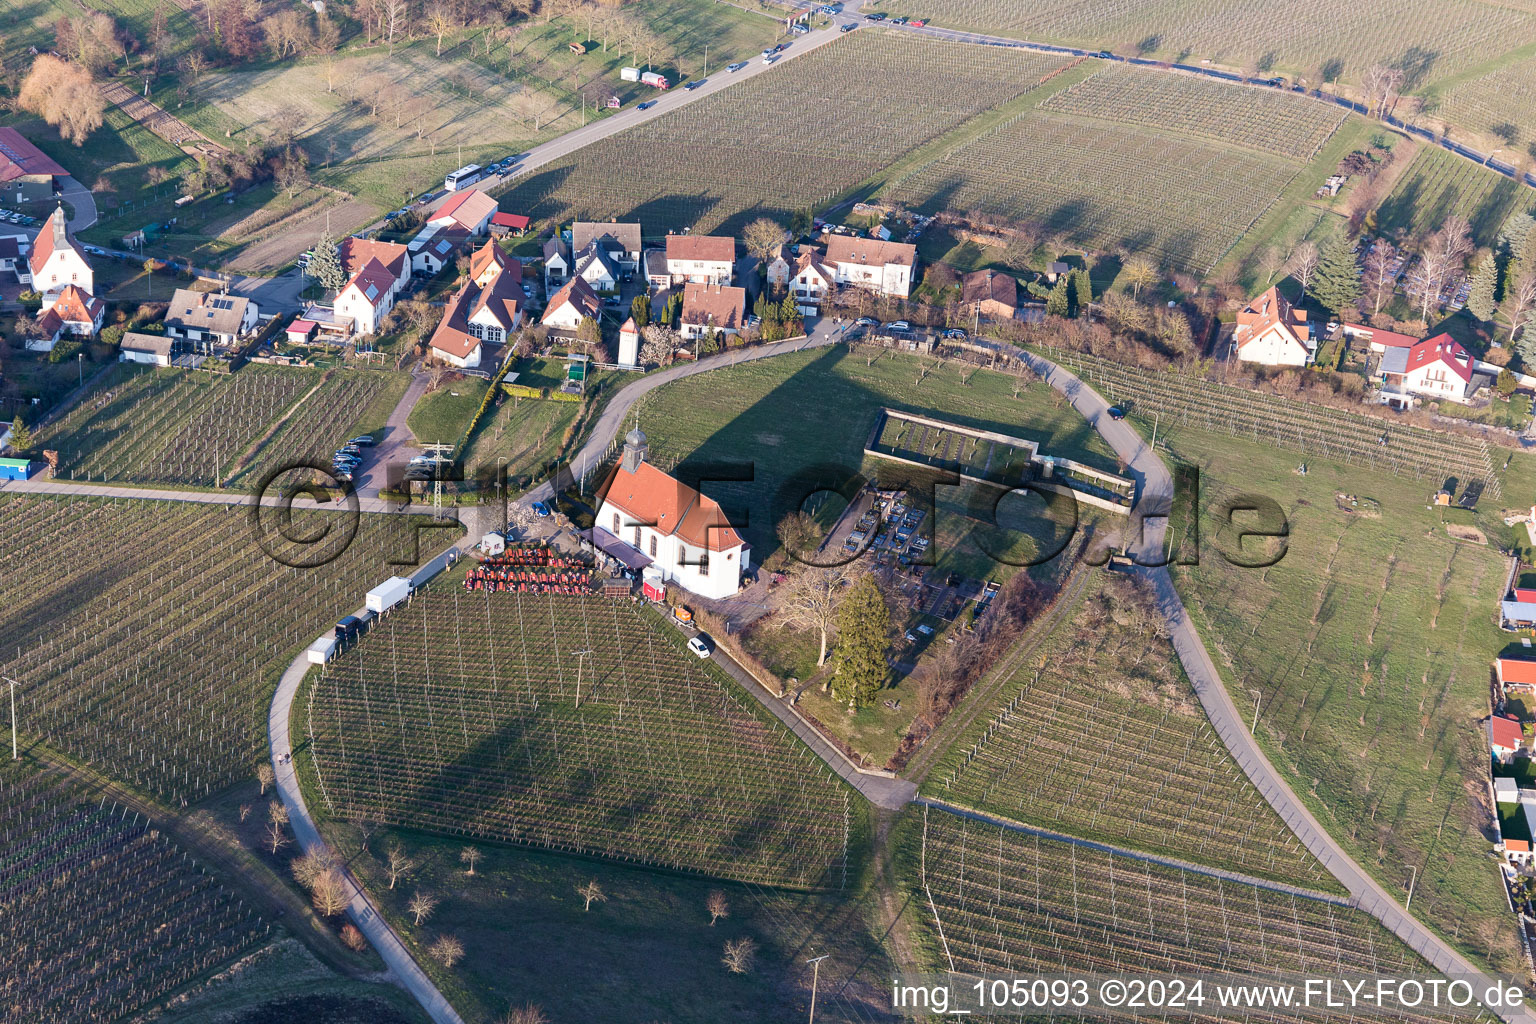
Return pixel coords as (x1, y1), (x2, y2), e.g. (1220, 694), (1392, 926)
(0, 127), (66, 183)
(1491, 714), (1524, 750)
(338, 237), (409, 281)
(666, 234), (735, 264)
(597, 459), (743, 552)
(1501, 658), (1536, 687)
(1404, 333), (1472, 384)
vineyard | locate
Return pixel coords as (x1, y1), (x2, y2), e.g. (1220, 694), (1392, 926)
(0, 495), (442, 805)
(883, 107), (1312, 271)
(306, 586), (855, 888)
(903, 808), (1470, 1024)
(864, 0), (1533, 93)
(1435, 54), (1536, 157)
(927, 574), (1334, 889)
(226, 370), (410, 488)
(1040, 67), (1346, 160)
(497, 32), (1072, 234)
(1375, 145), (1535, 247)
(1046, 347), (1503, 496)
(1162, 421), (1523, 974)
(33, 365), (323, 488)
(0, 759), (267, 1022)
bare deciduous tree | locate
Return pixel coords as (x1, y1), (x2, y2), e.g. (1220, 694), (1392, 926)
(1508, 270), (1536, 345)
(408, 890), (439, 925)
(576, 879), (607, 911)
(707, 890), (729, 926)
(741, 217), (788, 264)
(340, 923), (369, 952)
(1361, 63), (1405, 118)
(18, 55), (105, 146)
(1412, 216), (1473, 323)
(1258, 246), (1286, 286)
(778, 561), (859, 667)
(1362, 239), (1399, 314)
(256, 763), (275, 794)
(382, 0), (409, 52)
(238, 803), (253, 823)
(311, 868), (349, 916)
(429, 934), (465, 967)
(1122, 256), (1157, 298)
(722, 936), (757, 974)
(426, 2), (457, 56)
(1287, 241), (1319, 296)
(460, 845), (481, 876)
(386, 844), (416, 888)
(499, 1006), (549, 1024)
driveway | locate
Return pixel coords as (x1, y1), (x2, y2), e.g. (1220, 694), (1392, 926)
(354, 371), (430, 497)
(58, 176), (96, 232)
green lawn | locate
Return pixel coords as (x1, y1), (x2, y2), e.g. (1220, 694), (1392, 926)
(1154, 413), (1525, 973)
(637, 346), (1120, 564)
(406, 377), (491, 447)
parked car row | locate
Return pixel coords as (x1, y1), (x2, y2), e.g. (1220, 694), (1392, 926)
(330, 434), (375, 482)
(0, 209), (37, 227)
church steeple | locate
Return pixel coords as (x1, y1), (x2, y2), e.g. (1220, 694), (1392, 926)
(621, 416), (647, 474)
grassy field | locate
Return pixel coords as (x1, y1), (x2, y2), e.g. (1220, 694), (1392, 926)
(922, 572), (1338, 889)
(1375, 145), (1536, 246)
(304, 580), (859, 888)
(0, 495), (442, 805)
(0, 757), (267, 1022)
(336, 824), (896, 1024)
(407, 376), (492, 447)
(636, 346), (1119, 563)
(884, 64), (1347, 272)
(497, 31), (1073, 236)
(895, 806), (1461, 1003)
(1152, 416), (1525, 973)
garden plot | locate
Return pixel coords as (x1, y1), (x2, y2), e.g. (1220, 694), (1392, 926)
(498, 32), (1072, 234)
(884, 105), (1319, 272)
(306, 586), (856, 889)
(902, 807), (1466, 1023)
(0, 759), (267, 1021)
(0, 495), (444, 806)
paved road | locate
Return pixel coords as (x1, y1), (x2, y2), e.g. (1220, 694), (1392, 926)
(916, 796), (1350, 906)
(0, 475), (404, 515)
(356, 371), (430, 497)
(269, 542), (473, 1024)
(1010, 344), (1535, 1019)
(58, 177), (97, 232)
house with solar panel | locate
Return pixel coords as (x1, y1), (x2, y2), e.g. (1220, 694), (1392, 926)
(164, 287), (259, 351)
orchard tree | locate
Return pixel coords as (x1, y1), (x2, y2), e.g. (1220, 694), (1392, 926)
(460, 845), (481, 876)
(256, 763), (275, 794)
(707, 890), (729, 926)
(386, 845), (416, 888)
(576, 879), (607, 911)
(429, 934), (465, 967)
(829, 576), (891, 708)
(722, 937), (757, 974)
(408, 890), (439, 925)
(1122, 256), (1157, 298)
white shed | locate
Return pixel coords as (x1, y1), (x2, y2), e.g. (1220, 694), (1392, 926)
(481, 532), (506, 555)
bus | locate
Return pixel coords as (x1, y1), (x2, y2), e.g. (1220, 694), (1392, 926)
(444, 164), (482, 192)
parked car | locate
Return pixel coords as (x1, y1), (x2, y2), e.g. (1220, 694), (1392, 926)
(865, 11), (886, 19)
(687, 635), (713, 659)
(745, 314), (762, 328)
(1107, 405), (1126, 420)
(854, 316), (878, 327)
(891, 15), (908, 24)
(683, 79), (705, 91)
(840, 22), (857, 31)
(941, 327), (967, 340)
(531, 500), (552, 517)
(762, 53), (777, 64)
(638, 100), (658, 110)
(349, 435), (376, 447)
(727, 61), (747, 72)
(882, 320), (911, 332)
(761, 48), (775, 58)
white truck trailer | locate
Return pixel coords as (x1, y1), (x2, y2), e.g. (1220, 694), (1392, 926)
(366, 576), (412, 615)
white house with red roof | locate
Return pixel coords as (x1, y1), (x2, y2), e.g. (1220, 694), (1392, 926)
(823, 235), (917, 299)
(593, 428), (747, 600)
(664, 234), (735, 286)
(1378, 333), (1477, 406)
(1491, 713), (1526, 762)
(1498, 656), (1536, 692)
(429, 189), (498, 236)
(338, 237), (411, 295)
(617, 317), (641, 369)
(26, 283), (104, 350)
(29, 206), (92, 306)
(334, 258), (398, 337)
(542, 276), (602, 331)
(791, 250), (836, 312)
(1232, 286), (1313, 366)
(428, 241), (524, 368)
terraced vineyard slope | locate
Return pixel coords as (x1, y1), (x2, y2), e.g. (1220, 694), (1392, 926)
(0, 759), (267, 1021)
(497, 31), (1072, 234)
(306, 586), (855, 888)
(927, 574), (1334, 889)
(885, 65), (1347, 271)
(0, 495), (438, 805)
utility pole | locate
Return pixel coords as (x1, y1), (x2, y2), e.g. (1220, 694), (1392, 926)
(1406, 865), (1418, 911)
(1251, 692), (1261, 734)
(572, 649), (594, 707)
(806, 954), (830, 1023)
(4, 677), (19, 760)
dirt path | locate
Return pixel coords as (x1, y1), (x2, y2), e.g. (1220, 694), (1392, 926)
(100, 80), (225, 155)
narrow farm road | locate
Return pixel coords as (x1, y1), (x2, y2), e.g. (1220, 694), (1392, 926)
(269, 541), (473, 1024)
(0, 476), (405, 515)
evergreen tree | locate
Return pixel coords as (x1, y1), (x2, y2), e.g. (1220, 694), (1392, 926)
(779, 292), (799, 333)
(629, 294), (650, 328)
(1045, 278), (1071, 318)
(7, 415), (30, 453)
(829, 577), (891, 709)
(1309, 236), (1363, 316)
(1466, 249), (1499, 322)
(663, 293), (682, 329)
(309, 234), (346, 292)
(1069, 268), (1093, 316)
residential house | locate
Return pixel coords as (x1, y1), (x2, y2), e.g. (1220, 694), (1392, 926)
(790, 250), (835, 313)
(0, 127), (67, 202)
(119, 331), (174, 366)
(1046, 261), (1071, 283)
(0, 235), (28, 282)
(285, 319), (318, 347)
(572, 221), (642, 273)
(824, 236), (917, 299)
(1492, 713), (1526, 762)
(1232, 286), (1313, 366)
(428, 246), (525, 369)
(618, 317), (641, 369)
(543, 236), (570, 290)
(409, 224), (470, 276)
(338, 237), (411, 296)
(665, 234), (735, 286)
(765, 245), (791, 290)
(429, 189), (498, 235)
(27, 284), (103, 350)
(593, 428), (748, 600)
(29, 206), (92, 305)
(541, 276), (601, 332)
(165, 288), (258, 349)
(962, 269), (1018, 319)
(679, 282), (746, 341)
(1340, 322), (1419, 354)
(572, 241), (620, 292)
(334, 258), (398, 337)
(1498, 656), (1536, 691)
(1378, 333), (1477, 407)
(643, 249), (670, 291)
(489, 212), (530, 238)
